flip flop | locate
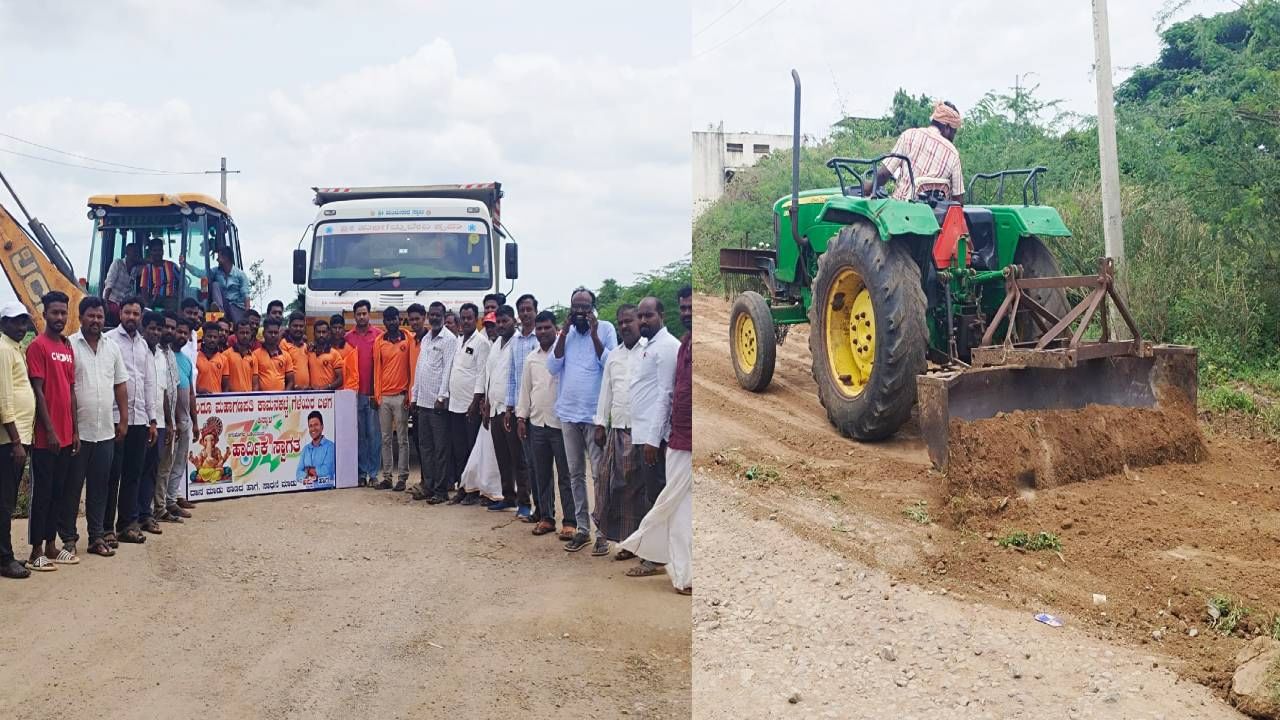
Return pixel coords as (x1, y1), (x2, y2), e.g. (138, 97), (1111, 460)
(88, 540), (115, 557)
(625, 561), (665, 578)
(104, 532), (119, 549)
(557, 526), (575, 541)
(675, 585), (692, 596)
(26, 556), (57, 572)
(53, 548), (80, 565)
(532, 521), (555, 536)
(614, 550), (637, 561)
(118, 529), (146, 544)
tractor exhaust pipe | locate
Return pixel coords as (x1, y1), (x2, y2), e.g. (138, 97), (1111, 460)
(789, 69), (802, 248)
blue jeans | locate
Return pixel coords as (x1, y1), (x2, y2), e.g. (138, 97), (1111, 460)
(357, 395), (381, 480)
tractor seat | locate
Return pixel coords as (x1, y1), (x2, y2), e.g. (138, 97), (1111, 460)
(962, 207), (998, 270)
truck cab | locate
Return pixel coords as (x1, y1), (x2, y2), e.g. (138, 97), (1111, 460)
(86, 192), (244, 309)
(294, 184), (518, 326)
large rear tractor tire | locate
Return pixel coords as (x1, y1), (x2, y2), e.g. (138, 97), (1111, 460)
(730, 291), (776, 392)
(809, 222), (928, 440)
(1013, 236), (1071, 341)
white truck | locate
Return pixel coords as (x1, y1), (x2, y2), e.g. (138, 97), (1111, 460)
(292, 183), (517, 325)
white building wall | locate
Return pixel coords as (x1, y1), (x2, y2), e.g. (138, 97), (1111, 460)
(692, 129), (793, 219)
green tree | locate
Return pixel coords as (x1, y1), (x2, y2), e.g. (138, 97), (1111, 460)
(247, 259), (271, 309)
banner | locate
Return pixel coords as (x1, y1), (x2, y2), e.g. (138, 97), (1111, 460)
(186, 389), (358, 501)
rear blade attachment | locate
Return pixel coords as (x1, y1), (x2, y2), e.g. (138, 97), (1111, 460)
(917, 257), (1199, 473)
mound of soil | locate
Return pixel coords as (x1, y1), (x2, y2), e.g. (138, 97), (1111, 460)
(944, 403), (1207, 504)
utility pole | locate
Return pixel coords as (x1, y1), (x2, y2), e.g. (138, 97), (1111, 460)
(204, 156), (241, 205)
(1092, 0), (1124, 268)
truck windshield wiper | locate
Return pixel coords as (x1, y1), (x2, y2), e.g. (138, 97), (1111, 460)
(336, 276), (396, 297)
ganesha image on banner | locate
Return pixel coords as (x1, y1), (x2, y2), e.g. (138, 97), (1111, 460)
(189, 417), (233, 484)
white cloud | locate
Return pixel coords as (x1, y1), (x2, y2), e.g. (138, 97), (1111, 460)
(0, 19), (690, 310)
(691, 0), (1237, 136)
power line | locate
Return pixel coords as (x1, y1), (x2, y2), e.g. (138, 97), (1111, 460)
(694, 0), (790, 59)
(694, 0), (745, 37)
(0, 146), (206, 175)
(0, 130), (201, 174)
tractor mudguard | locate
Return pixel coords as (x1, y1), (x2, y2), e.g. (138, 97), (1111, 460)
(818, 196), (940, 243)
(982, 205), (1072, 269)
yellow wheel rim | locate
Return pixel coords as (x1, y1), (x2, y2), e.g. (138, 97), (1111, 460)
(734, 312), (758, 372)
(824, 268), (875, 397)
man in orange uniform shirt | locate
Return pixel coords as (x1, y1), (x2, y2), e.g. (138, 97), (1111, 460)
(329, 315), (359, 393)
(306, 318), (344, 390)
(372, 307), (413, 491)
(253, 317), (295, 392)
(195, 322), (229, 394)
(283, 311), (311, 390)
(225, 321), (259, 392)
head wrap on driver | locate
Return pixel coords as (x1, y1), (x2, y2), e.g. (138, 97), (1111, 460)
(930, 101), (962, 130)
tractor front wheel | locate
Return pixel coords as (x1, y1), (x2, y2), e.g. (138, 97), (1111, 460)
(809, 221), (927, 440)
(730, 291), (776, 392)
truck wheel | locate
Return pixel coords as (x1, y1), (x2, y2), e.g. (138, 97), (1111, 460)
(1013, 236), (1070, 342)
(809, 221), (927, 440)
(730, 291), (776, 392)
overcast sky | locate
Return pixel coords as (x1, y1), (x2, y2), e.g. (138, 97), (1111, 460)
(692, 0), (1234, 136)
(0, 0), (691, 309)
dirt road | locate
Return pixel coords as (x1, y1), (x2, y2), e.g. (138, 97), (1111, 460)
(693, 293), (1280, 703)
(0, 488), (690, 719)
(694, 476), (1244, 719)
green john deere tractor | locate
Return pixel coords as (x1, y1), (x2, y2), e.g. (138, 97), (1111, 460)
(721, 71), (1197, 469)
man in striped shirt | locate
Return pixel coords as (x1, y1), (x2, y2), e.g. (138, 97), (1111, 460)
(138, 238), (183, 313)
(865, 101), (965, 202)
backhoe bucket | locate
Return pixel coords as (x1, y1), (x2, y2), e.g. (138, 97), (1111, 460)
(916, 344), (1198, 472)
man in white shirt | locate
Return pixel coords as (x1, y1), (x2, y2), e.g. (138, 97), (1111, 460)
(481, 306), (529, 511)
(627, 297), (681, 529)
(411, 301), (458, 504)
(590, 304), (642, 556)
(138, 311), (175, 536)
(180, 297), (201, 389)
(105, 297), (157, 546)
(446, 304), (489, 505)
(70, 297), (128, 558)
(102, 243), (141, 320)
(516, 310), (572, 538)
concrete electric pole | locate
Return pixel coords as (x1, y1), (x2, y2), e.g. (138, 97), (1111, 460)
(204, 156), (241, 205)
(1092, 0), (1124, 268)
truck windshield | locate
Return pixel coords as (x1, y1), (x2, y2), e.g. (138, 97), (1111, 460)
(309, 219), (492, 291)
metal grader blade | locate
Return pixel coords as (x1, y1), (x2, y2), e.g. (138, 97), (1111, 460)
(916, 258), (1199, 471)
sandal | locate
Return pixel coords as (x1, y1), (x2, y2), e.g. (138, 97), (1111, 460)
(625, 560), (666, 578)
(532, 520), (555, 536)
(104, 532), (119, 549)
(591, 540), (611, 557)
(557, 525), (576, 541)
(53, 547), (80, 565)
(88, 540), (115, 557)
(26, 555), (57, 572)
(675, 585), (692, 596)
(614, 550), (637, 561)
(118, 529), (146, 544)
(141, 519), (162, 534)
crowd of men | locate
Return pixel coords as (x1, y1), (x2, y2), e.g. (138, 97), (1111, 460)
(1, 284), (694, 594)
(0, 292), (201, 575)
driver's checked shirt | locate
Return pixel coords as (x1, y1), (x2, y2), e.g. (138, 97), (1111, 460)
(884, 125), (965, 200)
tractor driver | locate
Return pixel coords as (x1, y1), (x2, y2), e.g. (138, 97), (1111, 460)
(863, 100), (965, 203)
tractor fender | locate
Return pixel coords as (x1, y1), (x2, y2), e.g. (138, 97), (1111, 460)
(982, 205), (1072, 269)
(818, 196), (940, 243)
